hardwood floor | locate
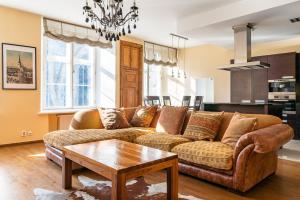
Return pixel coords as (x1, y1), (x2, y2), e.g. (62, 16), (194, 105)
(0, 142), (300, 200)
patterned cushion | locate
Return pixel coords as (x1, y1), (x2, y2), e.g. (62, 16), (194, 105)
(99, 108), (131, 130)
(221, 112), (257, 147)
(130, 106), (158, 127)
(172, 141), (234, 170)
(43, 127), (156, 150)
(183, 112), (224, 140)
(156, 106), (188, 135)
(135, 133), (190, 151)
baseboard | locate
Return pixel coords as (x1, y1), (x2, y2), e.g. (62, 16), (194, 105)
(0, 140), (43, 147)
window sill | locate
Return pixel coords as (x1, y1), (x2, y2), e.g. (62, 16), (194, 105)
(39, 107), (96, 115)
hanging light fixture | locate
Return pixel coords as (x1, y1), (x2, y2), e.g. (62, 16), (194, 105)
(83, 0), (139, 42)
(177, 37), (181, 78)
(170, 33), (189, 79)
(171, 34), (175, 78)
(183, 39), (187, 79)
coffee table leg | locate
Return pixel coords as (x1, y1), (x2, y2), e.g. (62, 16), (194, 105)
(62, 156), (72, 189)
(112, 174), (126, 200)
(167, 159), (178, 200)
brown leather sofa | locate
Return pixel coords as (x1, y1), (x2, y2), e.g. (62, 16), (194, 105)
(43, 107), (293, 192)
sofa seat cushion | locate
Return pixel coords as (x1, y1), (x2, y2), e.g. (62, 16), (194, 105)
(172, 141), (234, 170)
(43, 127), (156, 150)
(135, 133), (191, 151)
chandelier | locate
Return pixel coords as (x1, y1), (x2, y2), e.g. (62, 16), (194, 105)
(83, 0), (139, 42)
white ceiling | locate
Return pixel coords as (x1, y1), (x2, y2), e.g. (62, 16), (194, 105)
(0, 0), (300, 47)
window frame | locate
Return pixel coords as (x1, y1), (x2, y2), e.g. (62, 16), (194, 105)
(41, 37), (96, 112)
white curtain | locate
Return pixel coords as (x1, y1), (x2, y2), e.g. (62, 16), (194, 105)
(144, 42), (177, 67)
(43, 18), (112, 48)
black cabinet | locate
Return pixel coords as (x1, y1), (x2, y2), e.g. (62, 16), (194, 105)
(231, 70), (252, 103)
(268, 53), (296, 80)
(230, 56), (268, 103)
(251, 56), (268, 102)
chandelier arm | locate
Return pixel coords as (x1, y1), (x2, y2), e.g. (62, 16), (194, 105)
(116, 11), (135, 26)
(89, 10), (109, 26)
(117, 17), (134, 26)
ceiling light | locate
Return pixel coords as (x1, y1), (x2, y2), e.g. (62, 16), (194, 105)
(83, 0), (139, 42)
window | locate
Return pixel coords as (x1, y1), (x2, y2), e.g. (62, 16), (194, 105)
(42, 38), (116, 111)
(143, 64), (214, 105)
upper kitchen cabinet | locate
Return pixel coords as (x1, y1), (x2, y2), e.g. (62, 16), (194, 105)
(267, 52), (297, 80)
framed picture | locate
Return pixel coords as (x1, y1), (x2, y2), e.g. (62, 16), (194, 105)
(2, 43), (36, 90)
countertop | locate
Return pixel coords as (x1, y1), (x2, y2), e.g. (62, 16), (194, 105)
(204, 102), (269, 106)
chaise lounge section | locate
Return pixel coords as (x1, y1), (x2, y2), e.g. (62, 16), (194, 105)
(43, 107), (293, 192)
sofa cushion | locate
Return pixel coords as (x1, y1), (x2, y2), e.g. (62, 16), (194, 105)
(43, 127), (155, 150)
(99, 108), (131, 130)
(183, 112), (224, 141)
(216, 112), (282, 140)
(69, 109), (103, 130)
(172, 141), (234, 170)
(156, 106), (188, 135)
(221, 113), (257, 148)
(130, 105), (158, 127)
(135, 133), (190, 151)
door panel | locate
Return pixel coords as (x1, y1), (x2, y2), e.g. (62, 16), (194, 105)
(131, 47), (140, 70)
(120, 41), (142, 107)
(121, 45), (131, 69)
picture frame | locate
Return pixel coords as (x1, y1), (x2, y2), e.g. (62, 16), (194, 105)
(2, 43), (36, 90)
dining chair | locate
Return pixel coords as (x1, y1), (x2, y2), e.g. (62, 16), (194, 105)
(182, 96), (191, 107)
(193, 96), (203, 111)
(146, 96), (161, 106)
(144, 97), (153, 106)
(162, 96), (172, 106)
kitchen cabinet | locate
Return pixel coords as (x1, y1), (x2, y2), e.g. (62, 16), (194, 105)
(230, 56), (268, 103)
(267, 52), (296, 80)
(231, 70), (252, 103)
(251, 56), (268, 102)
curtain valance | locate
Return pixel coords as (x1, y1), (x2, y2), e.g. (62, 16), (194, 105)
(144, 42), (177, 67)
(43, 18), (112, 48)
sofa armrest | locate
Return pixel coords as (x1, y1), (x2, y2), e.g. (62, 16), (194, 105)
(234, 124), (293, 159)
(69, 109), (103, 130)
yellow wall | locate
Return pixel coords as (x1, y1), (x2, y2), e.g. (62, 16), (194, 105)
(182, 44), (232, 102)
(0, 6), (48, 145)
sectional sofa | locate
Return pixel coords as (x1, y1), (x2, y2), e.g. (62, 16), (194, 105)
(43, 107), (293, 192)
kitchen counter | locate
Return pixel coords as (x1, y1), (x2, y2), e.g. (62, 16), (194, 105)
(204, 102), (268, 114)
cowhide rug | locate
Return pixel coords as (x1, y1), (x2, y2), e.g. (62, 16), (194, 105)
(34, 176), (201, 200)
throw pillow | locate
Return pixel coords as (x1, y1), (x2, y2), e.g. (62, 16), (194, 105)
(221, 112), (257, 147)
(183, 111), (224, 141)
(130, 105), (158, 127)
(155, 106), (188, 135)
(99, 108), (131, 130)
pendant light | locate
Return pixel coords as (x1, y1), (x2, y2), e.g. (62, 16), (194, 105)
(177, 37), (181, 78)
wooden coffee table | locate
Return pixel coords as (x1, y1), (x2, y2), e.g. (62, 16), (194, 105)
(62, 139), (178, 200)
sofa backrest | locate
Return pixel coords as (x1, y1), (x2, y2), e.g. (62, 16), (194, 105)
(69, 108), (282, 140)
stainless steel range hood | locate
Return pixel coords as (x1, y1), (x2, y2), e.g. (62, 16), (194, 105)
(220, 24), (270, 71)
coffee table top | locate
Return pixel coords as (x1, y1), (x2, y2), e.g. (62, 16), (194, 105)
(62, 139), (177, 173)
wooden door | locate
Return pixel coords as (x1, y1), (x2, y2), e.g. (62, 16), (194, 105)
(120, 41), (143, 107)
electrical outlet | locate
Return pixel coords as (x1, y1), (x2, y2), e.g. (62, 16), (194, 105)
(27, 130), (32, 136)
(20, 130), (32, 137)
(21, 130), (27, 137)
